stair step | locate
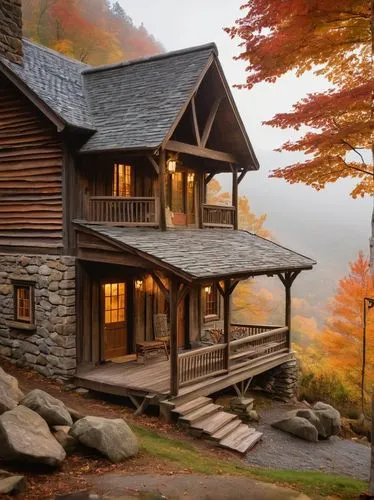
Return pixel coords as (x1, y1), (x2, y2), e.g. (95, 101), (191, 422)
(219, 424), (255, 449)
(192, 411), (237, 436)
(172, 397), (212, 417)
(235, 431), (263, 454)
(210, 418), (242, 442)
(179, 403), (222, 425)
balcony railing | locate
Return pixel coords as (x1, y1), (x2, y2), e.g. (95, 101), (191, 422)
(178, 343), (227, 387)
(88, 196), (160, 227)
(202, 204), (235, 228)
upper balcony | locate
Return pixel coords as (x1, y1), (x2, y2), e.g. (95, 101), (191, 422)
(86, 195), (236, 229)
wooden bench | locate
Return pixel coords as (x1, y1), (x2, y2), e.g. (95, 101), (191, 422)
(136, 341), (169, 363)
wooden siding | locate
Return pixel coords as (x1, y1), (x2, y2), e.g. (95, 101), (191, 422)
(0, 74), (63, 249)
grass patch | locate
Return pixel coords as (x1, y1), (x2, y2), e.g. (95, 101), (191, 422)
(133, 424), (367, 499)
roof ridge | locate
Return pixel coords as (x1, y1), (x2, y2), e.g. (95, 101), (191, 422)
(82, 42), (218, 75)
(23, 38), (91, 69)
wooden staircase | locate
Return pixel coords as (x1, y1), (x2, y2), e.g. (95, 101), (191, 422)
(172, 396), (263, 454)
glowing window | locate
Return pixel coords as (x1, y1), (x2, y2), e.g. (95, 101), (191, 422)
(113, 164), (132, 197)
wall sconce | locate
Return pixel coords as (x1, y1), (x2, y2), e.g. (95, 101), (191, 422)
(167, 153), (179, 173)
(187, 172), (195, 183)
(135, 280), (143, 290)
(204, 285), (212, 294)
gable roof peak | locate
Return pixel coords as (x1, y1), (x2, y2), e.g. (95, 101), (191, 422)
(82, 42), (218, 76)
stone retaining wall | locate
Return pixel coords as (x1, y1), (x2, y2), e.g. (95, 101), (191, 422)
(0, 254), (76, 379)
(0, 0), (23, 65)
(252, 355), (299, 401)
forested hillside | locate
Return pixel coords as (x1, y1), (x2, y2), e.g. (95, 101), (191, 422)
(22, 0), (163, 65)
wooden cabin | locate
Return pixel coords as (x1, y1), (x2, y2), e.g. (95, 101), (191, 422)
(0, 38), (316, 417)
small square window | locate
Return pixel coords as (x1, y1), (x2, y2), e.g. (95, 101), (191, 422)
(13, 282), (34, 324)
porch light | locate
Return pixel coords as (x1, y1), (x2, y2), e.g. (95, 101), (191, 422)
(167, 153), (179, 173)
(135, 280), (143, 290)
(187, 172), (195, 183)
(204, 285), (212, 294)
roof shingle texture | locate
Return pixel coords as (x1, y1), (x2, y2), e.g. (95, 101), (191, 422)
(78, 224), (316, 280)
(1, 40), (94, 129)
(80, 47), (214, 152)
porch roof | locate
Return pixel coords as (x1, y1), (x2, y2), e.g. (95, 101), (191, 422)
(76, 223), (316, 281)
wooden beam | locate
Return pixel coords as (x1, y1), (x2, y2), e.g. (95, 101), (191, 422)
(177, 283), (190, 305)
(166, 140), (239, 165)
(191, 96), (201, 146)
(151, 272), (170, 302)
(201, 96), (223, 147)
(170, 277), (179, 397)
(198, 171), (204, 229)
(238, 169), (248, 185)
(223, 279), (231, 371)
(158, 149), (167, 231)
(147, 154), (159, 175)
(216, 281), (224, 298)
(232, 165), (238, 230)
(229, 279), (240, 295)
(278, 271), (301, 348)
(204, 172), (216, 185)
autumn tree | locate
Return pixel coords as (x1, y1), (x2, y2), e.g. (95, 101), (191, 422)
(319, 252), (374, 397)
(226, 0), (374, 262)
(22, 0), (163, 65)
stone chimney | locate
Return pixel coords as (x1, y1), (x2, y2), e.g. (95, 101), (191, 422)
(0, 0), (23, 64)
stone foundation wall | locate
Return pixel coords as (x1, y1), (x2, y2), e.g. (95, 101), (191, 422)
(0, 254), (76, 379)
(0, 0), (23, 65)
(252, 355), (299, 401)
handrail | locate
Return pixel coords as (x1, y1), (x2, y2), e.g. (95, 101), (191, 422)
(202, 204), (235, 228)
(230, 327), (288, 347)
(203, 204), (235, 211)
(231, 323), (283, 330)
(178, 342), (227, 359)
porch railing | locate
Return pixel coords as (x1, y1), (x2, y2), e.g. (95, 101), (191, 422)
(178, 343), (227, 387)
(202, 204), (235, 228)
(88, 196), (160, 227)
(231, 324), (283, 337)
(230, 327), (289, 368)
(176, 325), (289, 390)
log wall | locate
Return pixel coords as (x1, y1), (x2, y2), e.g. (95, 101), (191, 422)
(0, 74), (63, 250)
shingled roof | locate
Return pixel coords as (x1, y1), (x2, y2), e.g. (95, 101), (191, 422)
(77, 223), (316, 281)
(0, 39), (94, 130)
(0, 39), (257, 165)
(80, 44), (217, 152)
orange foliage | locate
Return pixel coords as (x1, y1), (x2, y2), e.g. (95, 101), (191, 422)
(226, 0), (373, 197)
(22, 0), (163, 65)
(320, 252), (374, 397)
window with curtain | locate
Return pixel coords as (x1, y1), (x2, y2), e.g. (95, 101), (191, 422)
(13, 282), (34, 324)
(113, 164), (132, 197)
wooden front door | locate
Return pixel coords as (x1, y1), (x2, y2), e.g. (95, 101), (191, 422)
(103, 282), (127, 360)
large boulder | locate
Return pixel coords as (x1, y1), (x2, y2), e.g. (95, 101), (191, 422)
(20, 389), (73, 427)
(0, 367), (24, 414)
(272, 416), (318, 442)
(71, 416), (139, 463)
(313, 402), (341, 438)
(295, 409), (324, 437)
(0, 406), (66, 467)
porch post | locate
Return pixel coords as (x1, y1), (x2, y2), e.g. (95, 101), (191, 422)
(278, 271), (301, 350)
(223, 279), (231, 371)
(169, 277), (179, 396)
(158, 148), (167, 231)
(232, 165), (238, 230)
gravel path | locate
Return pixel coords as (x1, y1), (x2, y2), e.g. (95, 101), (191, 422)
(245, 402), (371, 481)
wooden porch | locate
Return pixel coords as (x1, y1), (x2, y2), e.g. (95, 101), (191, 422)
(74, 324), (292, 411)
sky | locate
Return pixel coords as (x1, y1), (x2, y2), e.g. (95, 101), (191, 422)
(120, 0), (372, 306)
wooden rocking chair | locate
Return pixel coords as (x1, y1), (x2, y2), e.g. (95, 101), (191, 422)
(135, 314), (170, 363)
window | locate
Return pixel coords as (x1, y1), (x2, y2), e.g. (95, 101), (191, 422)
(13, 282), (34, 324)
(113, 164), (132, 197)
(104, 283), (126, 324)
(203, 284), (219, 320)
